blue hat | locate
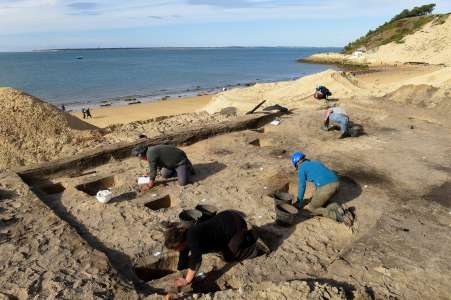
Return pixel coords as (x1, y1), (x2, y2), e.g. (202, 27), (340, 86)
(291, 152), (305, 167)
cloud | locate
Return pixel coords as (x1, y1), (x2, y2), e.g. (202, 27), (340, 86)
(1, 0), (451, 39)
(68, 2), (98, 10)
(186, 0), (312, 8)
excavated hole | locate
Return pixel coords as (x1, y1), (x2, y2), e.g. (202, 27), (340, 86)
(249, 138), (273, 148)
(38, 183), (66, 195)
(69, 170), (97, 178)
(75, 176), (116, 196)
(134, 254), (178, 282)
(251, 128), (265, 133)
(145, 195), (172, 210)
(249, 138), (261, 147)
(277, 182), (290, 193)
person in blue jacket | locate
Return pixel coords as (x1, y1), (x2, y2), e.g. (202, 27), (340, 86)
(291, 151), (345, 222)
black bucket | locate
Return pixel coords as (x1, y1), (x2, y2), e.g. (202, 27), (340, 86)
(275, 203), (298, 226)
(195, 204), (218, 222)
(349, 124), (364, 137)
(272, 192), (293, 206)
(179, 209), (203, 227)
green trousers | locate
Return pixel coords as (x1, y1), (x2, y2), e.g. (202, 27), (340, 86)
(305, 181), (341, 221)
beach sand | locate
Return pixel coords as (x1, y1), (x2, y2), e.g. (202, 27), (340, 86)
(70, 95), (213, 128)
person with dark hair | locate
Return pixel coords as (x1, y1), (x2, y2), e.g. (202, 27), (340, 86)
(314, 85), (332, 100)
(81, 107), (86, 119)
(164, 210), (269, 288)
(85, 107), (92, 118)
(132, 144), (195, 192)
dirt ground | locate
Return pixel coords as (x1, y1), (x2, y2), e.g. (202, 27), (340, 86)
(1, 79), (450, 300)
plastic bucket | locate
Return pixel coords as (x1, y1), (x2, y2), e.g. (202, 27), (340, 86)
(96, 189), (113, 204)
(195, 204), (218, 222)
(349, 124), (364, 137)
(275, 203), (298, 226)
(179, 209), (203, 227)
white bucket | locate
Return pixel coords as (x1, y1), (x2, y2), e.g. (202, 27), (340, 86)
(137, 176), (151, 185)
(96, 189), (113, 204)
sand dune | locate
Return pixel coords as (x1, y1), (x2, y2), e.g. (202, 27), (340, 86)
(204, 66), (451, 114)
(0, 87), (96, 169)
(365, 15), (451, 66)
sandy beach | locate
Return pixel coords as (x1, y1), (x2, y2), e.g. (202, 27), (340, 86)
(70, 95), (213, 128)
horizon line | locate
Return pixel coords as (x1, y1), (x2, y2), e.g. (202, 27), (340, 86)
(0, 46), (343, 53)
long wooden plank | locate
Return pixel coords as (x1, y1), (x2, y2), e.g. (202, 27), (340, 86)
(16, 112), (283, 183)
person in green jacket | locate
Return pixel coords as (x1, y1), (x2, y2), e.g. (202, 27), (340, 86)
(132, 144), (195, 192)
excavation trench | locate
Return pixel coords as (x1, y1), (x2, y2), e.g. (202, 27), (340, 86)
(76, 176), (116, 196)
(145, 195), (173, 211)
(38, 182), (66, 195)
(134, 254), (178, 283)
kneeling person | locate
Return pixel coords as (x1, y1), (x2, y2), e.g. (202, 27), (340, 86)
(164, 210), (267, 288)
(291, 152), (345, 222)
(323, 106), (350, 139)
(132, 144), (194, 191)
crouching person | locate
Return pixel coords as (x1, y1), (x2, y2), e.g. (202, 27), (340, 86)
(132, 144), (195, 192)
(323, 105), (350, 139)
(291, 152), (346, 222)
(164, 210), (269, 288)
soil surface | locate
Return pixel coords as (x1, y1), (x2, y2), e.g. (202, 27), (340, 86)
(1, 85), (450, 299)
(1, 64), (451, 299)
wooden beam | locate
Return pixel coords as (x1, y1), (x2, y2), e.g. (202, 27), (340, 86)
(246, 100), (266, 115)
(16, 112), (283, 183)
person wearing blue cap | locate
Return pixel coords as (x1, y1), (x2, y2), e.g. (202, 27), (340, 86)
(291, 152), (345, 222)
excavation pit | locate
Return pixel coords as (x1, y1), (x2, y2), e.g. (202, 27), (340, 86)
(251, 128), (265, 133)
(38, 183), (66, 195)
(145, 195), (172, 211)
(69, 171), (97, 178)
(134, 267), (175, 282)
(134, 254), (178, 282)
(75, 176), (116, 196)
(249, 138), (274, 147)
(249, 139), (261, 147)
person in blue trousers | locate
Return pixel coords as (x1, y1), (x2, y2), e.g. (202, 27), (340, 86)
(292, 152), (345, 222)
(323, 106), (350, 139)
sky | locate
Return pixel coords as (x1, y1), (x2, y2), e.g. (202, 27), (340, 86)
(0, 0), (450, 51)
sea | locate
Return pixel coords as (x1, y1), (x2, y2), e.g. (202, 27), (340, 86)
(0, 47), (339, 110)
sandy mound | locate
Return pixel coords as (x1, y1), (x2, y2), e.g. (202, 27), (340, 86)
(204, 70), (371, 113)
(365, 15), (451, 66)
(0, 87), (96, 169)
(383, 84), (438, 106)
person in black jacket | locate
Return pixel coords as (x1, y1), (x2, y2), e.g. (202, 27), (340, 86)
(314, 85), (332, 100)
(132, 144), (195, 191)
(164, 210), (269, 288)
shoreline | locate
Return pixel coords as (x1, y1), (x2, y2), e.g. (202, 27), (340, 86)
(60, 77), (296, 113)
(70, 94), (214, 128)
(69, 63), (444, 128)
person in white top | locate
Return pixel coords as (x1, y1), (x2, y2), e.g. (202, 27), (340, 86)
(323, 105), (349, 138)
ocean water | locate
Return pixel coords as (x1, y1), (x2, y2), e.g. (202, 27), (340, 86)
(0, 47), (339, 108)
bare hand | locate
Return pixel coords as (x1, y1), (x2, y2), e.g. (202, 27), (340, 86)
(175, 277), (188, 288)
(140, 181), (154, 193)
